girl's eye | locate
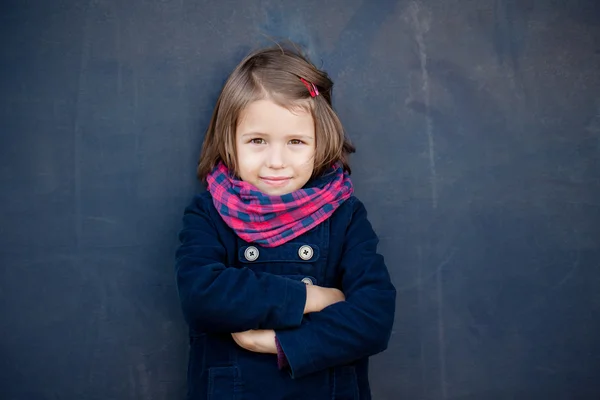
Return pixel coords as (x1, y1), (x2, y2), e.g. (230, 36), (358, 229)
(289, 139), (304, 145)
(250, 138), (265, 144)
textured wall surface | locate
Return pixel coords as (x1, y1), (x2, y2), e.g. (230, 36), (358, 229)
(1, 1), (599, 398)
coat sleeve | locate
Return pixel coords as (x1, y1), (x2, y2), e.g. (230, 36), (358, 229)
(274, 198), (397, 379)
(175, 196), (307, 333)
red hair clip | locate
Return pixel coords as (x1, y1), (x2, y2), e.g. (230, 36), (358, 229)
(300, 78), (319, 98)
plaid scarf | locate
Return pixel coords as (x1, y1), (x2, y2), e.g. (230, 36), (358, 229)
(206, 162), (354, 247)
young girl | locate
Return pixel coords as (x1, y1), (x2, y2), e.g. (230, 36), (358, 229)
(175, 44), (396, 400)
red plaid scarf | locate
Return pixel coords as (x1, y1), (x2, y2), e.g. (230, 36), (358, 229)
(206, 162), (354, 247)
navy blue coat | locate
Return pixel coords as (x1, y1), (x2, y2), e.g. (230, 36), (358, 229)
(175, 191), (396, 399)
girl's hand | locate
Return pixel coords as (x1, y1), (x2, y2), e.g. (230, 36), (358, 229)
(231, 330), (277, 354)
(304, 285), (345, 314)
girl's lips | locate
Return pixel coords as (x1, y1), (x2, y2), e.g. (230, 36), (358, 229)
(260, 177), (291, 186)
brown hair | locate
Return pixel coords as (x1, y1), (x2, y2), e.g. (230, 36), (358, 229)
(196, 43), (356, 182)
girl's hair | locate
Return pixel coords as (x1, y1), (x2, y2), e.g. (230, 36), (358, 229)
(196, 43), (355, 182)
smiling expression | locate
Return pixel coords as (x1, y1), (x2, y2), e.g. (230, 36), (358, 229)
(235, 99), (316, 196)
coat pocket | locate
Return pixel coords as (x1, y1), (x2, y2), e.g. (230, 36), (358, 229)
(207, 366), (242, 400)
(334, 365), (359, 400)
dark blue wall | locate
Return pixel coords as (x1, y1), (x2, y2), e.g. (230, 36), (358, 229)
(1, 1), (599, 399)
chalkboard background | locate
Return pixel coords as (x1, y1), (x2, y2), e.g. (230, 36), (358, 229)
(1, 1), (599, 399)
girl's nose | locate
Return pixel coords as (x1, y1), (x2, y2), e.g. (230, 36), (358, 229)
(266, 146), (285, 169)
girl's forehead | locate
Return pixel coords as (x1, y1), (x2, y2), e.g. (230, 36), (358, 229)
(237, 99), (314, 133)
(244, 93), (312, 113)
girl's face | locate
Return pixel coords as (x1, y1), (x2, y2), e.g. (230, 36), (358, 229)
(235, 99), (315, 196)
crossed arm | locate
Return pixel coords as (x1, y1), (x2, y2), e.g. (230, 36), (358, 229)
(230, 282), (346, 354)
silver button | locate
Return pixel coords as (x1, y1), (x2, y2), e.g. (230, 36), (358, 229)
(298, 245), (314, 261)
(244, 246), (259, 262)
(301, 277), (314, 285)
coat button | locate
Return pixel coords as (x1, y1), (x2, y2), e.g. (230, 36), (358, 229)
(298, 245), (314, 261)
(301, 277), (314, 285)
(244, 246), (259, 262)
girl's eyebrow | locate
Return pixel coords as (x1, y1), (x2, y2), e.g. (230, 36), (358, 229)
(287, 134), (315, 141)
(240, 132), (267, 137)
